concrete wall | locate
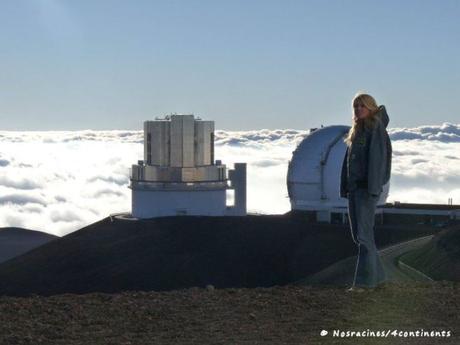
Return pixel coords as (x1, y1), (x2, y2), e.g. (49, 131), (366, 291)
(226, 163), (247, 216)
(132, 189), (227, 218)
(131, 162), (246, 219)
(298, 208), (456, 226)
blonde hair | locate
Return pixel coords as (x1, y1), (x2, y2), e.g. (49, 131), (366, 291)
(344, 92), (380, 146)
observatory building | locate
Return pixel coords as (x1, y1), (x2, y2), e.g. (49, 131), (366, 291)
(287, 125), (390, 223)
(287, 125), (460, 225)
(129, 114), (246, 218)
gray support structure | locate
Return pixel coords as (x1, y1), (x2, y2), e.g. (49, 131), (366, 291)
(227, 163), (247, 216)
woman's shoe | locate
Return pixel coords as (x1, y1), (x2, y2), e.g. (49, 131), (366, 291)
(346, 286), (365, 292)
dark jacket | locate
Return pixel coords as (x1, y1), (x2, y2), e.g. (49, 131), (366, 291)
(340, 105), (392, 198)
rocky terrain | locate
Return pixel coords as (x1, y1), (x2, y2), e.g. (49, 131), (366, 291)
(0, 281), (458, 345)
(0, 215), (456, 344)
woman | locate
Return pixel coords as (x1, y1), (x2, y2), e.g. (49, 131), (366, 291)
(340, 92), (392, 292)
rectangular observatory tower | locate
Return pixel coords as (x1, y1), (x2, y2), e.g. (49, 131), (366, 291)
(130, 114), (246, 218)
(143, 115), (214, 167)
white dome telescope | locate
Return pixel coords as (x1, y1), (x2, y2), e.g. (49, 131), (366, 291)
(287, 125), (389, 213)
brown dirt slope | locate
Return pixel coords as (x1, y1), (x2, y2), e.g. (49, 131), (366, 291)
(0, 281), (458, 345)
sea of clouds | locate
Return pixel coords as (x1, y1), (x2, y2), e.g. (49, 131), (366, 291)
(1, 124), (460, 236)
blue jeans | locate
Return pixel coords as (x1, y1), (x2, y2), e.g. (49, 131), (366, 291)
(348, 188), (386, 287)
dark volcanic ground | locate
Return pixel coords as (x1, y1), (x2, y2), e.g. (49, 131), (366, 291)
(0, 216), (457, 344)
(0, 281), (458, 345)
(400, 225), (460, 281)
(0, 227), (58, 264)
(0, 213), (440, 296)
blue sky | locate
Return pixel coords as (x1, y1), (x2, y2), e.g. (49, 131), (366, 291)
(0, 0), (459, 130)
